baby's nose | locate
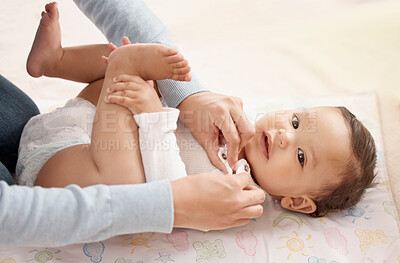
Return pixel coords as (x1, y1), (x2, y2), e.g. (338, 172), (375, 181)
(278, 129), (288, 149)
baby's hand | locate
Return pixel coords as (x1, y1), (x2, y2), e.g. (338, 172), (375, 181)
(105, 74), (163, 114)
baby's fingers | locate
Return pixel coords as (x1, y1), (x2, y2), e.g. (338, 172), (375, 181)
(107, 82), (143, 94)
(108, 90), (138, 99)
(104, 94), (135, 109)
(114, 75), (146, 84)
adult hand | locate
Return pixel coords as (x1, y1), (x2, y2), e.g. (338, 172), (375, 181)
(178, 92), (255, 172)
(171, 172), (265, 230)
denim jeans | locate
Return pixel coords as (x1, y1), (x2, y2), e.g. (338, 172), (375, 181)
(0, 75), (40, 184)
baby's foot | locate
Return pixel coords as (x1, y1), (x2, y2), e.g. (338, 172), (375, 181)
(108, 42), (192, 81)
(26, 2), (62, 78)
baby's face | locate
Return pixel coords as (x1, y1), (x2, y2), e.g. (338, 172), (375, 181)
(244, 106), (351, 201)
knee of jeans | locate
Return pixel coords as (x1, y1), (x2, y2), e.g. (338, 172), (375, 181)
(0, 162), (15, 185)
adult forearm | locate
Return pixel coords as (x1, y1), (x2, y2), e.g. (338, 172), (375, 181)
(73, 0), (208, 108)
(0, 181), (173, 246)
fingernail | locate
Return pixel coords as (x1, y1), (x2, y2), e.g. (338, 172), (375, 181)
(107, 88), (111, 93)
(113, 77), (118, 82)
(104, 96), (109, 102)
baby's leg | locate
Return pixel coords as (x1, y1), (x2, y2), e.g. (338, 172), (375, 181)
(35, 42), (191, 187)
(76, 79), (104, 106)
(27, 2), (110, 83)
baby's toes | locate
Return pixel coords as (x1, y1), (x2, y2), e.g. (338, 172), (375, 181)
(46, 2), (59, 19)
(166, 53), (185, 64)
(162, 46), (179, 57)
(172, 72), (192, 82)
(171, 59), (189, 69)
(172, 65), (191, 75)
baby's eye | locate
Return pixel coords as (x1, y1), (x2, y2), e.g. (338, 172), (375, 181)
(298, 149), (305, 167)
(292, 115), (299, 129)
(292, 114), (299, 129)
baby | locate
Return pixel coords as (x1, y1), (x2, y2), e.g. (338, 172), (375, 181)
(17, 2), (376, 218)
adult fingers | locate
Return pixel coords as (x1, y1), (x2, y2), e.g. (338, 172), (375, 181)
(242, 187), (266, 207)
(234, 172), (253, 188)
(244, 184), (262, 192)
(122, 36), (132, 45)
(204, 133), (228, 174)
(230, 108), (255, 151)
(216, 114), (240, 167)
(238, 204), (264, 219)
(234, 173), (266, 204)
(107, 42), (117, 51)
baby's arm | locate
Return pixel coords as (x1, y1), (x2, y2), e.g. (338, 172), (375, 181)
(105, 74), (164, 114)
(106, 75), (187, 182)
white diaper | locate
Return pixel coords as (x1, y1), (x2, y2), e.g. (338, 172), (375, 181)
(15, 98), (96, 186)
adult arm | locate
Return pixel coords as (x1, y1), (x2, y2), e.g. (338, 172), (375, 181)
(0, 173), (265, 246)
(0, 180), (173, 247)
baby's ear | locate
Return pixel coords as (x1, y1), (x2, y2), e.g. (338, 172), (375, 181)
(280, 196), (316, 214)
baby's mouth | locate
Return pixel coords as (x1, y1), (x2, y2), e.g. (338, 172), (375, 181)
(260, 132), (270, 160)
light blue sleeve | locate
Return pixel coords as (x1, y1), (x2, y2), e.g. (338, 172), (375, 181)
(73, 0), (209, 108)
(0, 180), (173, 246)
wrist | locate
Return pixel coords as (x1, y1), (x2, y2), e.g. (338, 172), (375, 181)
(135, 104), (163, 114)
(146, 103), (164, 114)
(177, 91), (210, 111)
(171, 178), (188, 228)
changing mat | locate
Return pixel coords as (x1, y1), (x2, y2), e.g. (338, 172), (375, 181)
(1, 92), (399, 263)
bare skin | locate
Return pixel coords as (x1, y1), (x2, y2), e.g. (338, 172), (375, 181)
(19, 1), (270, 233)
(28, 2), (191, 187)
(26, 2), (62, 78)
(27, 2), (110, 83)
(20, 2), (267, 233)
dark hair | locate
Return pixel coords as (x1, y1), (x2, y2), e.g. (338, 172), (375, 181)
(309, 106), (377, 217)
